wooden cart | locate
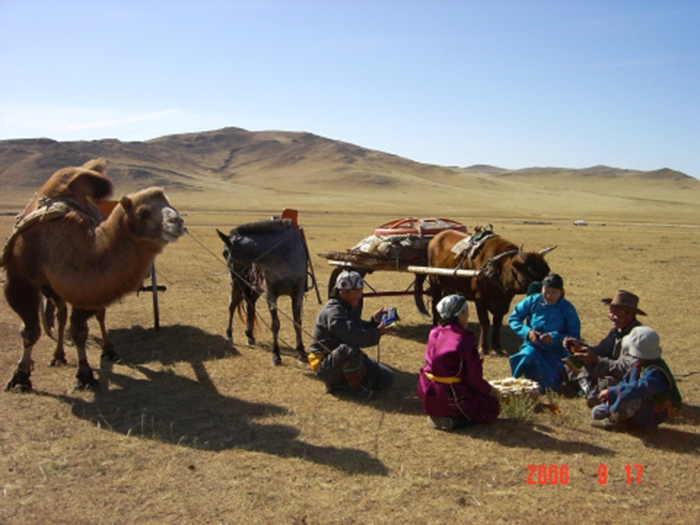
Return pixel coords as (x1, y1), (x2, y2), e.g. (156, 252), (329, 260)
(319, 217), (481, 314)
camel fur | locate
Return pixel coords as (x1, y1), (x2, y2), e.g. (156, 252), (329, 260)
(2, 159), (186, 391)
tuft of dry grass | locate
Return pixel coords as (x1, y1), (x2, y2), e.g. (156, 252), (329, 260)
(498, 396), (538, 423)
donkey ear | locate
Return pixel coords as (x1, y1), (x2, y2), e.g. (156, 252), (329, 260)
(216, 228), (232, 249)
(119, 195), (133, 213)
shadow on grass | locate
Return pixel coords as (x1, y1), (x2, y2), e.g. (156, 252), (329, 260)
(631, 404), (700, 454)
(45, 363), (388, 476)
(106, 324), (239, 366)
(674, 403), (700, 426)
(633, 425), (700, 454)
(456, 419), (614, 456)
(302, 367), (424, 416)
(390, 323), (432, 344)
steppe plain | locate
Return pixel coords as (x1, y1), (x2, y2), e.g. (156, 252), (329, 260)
(0, 128), (699, 524)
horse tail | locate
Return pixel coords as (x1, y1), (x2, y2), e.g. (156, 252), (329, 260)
(414, 273), (431, 319)
(243, 296), (258, 339)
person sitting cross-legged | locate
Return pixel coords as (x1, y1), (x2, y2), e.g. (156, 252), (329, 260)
(508, 274), (581, 393)
(591, 326), (682, 431)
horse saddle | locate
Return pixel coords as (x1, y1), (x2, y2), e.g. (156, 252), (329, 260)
(450, 229), (496, 259)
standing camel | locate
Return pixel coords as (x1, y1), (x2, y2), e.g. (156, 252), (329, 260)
(1, 159), (186, 391)
(217, 219), (309, 366)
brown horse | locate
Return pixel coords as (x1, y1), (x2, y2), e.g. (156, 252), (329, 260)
(2, 159), (186, 391)
(417, 229), (555, 355)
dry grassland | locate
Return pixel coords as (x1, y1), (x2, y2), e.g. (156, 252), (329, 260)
(1, 179), (699, 524)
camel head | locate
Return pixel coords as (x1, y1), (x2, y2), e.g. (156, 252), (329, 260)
(118, 187), (186, 246)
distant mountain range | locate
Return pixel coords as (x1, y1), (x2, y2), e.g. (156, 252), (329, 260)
(1, 126), (694, 188)
(1, 127), (697, 221)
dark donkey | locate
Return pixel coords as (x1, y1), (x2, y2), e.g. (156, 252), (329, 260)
(217, 219), (308, 366)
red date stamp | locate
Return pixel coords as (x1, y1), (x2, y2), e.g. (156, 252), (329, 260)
(527, 463), (643, 485)
(526, 464), (569, 485)
(597, 463), (644, 485)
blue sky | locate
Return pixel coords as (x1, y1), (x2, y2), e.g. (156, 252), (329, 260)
(1, 1), (698, 177)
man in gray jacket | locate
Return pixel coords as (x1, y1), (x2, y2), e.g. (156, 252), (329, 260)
(565, 290), (644, 407)
(309, 270), (394, 397)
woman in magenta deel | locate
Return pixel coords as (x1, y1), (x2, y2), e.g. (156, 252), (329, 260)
(417, 294), (500, 430)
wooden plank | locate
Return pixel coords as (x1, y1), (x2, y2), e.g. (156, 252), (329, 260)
(406, 265), (482, 278)
(327, 259), (409, 271)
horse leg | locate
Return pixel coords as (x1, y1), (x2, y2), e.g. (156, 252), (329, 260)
(49, 299), (68, 366)
(4, 276), (41, 392)
(225, 281), (235, 343)
(244, 289), (257, 346)
(475, 301), (491, 357)
(96, 309), (118, 362)
(267, 297), (282, 366)
(69, 308), (99, 390)
(491, 312), (505, 355)
(292, 290), (307, 363)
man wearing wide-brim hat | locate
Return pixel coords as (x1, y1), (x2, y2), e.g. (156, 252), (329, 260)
(563, 290), (644, 406)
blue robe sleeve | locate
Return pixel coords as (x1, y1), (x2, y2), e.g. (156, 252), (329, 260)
(508, 295), (537, 340)
(547, 300), (581, 350)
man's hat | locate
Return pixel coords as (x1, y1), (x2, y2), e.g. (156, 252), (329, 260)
(601, 289), (646, 316)
(335, 270), (364, 290)
(622, 326), (661, 360)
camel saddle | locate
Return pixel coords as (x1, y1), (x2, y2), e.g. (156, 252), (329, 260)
(1, 196), (101, 268)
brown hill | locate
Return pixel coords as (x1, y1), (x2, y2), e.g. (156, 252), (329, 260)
(0, 127), (698, 223)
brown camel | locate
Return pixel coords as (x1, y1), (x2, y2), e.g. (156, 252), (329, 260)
(1, 159), (186, 391)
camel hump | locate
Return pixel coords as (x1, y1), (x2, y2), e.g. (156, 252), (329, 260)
(81, 158), (107, 175)
(69, 158), (113, 200)
(38, 158), (114, 202)
(67, 171), (113, 201)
